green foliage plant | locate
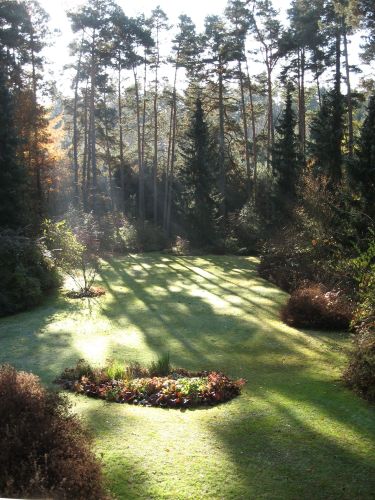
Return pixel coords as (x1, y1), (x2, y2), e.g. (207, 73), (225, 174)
(149, 352), (171, 376)
(106, 360), (126, 381)
(0, 231), (59, 317)
(43, 217), (100, 295)
(343, 238), (375, 400)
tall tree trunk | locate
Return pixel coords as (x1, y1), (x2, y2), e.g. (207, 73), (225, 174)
(343, 20), (354, 158)
(72, 38), (83, 206)
(238, 59), (251, 193)
(30, 30), (42, 218)
(166, 86), (178, 236)
(266, 53), (274, 171)
(218, 59), (226, 217)
(118, 59), (125, 213)
(89, 32), (97, 212)
(82, 83), (89, 210)
(245, 57), (258, 201)
(297, 47), (306, 160)
(332, 29), (342, 184)
(153, 28), (160, 224)
(103, 89), (114, 212)
(133, 67), (144, 223)
(163, 55), (179, 232)
(141, 52), (147, 180)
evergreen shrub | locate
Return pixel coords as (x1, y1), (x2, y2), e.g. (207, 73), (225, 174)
(0, 231), (59, 316)
(343, 239), (375, 400)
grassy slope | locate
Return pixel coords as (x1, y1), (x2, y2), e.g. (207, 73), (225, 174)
(0, 254), (374, 499)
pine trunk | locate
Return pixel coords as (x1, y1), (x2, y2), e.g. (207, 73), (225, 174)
(218, 60), (226, 217)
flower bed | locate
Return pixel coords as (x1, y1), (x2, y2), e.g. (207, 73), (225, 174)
(56, 360), (245, 409)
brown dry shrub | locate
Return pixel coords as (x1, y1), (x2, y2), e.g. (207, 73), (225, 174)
(0, 364), (108, 499)
(281, 283), (353, 330)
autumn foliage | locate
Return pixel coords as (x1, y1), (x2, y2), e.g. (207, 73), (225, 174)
(0, 365), (108, 499)
(281, 283), (353, 330)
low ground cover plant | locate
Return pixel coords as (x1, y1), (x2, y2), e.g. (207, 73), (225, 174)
(56, 357), (245, 408)
(0, 364), (107, 499)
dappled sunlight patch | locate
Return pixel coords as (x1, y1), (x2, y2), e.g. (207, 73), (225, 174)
(112, 328), (146, 349)
(74, 337), (111, 365)
(188, 287), (228, 309)
(225, 294), (243, 305)
(263, 390), (375, 458)
(168, 284), (183, 293)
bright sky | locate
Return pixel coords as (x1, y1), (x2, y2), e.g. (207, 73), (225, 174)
(39, 0), (369, 96)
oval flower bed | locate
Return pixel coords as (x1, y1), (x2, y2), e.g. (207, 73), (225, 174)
(56, 359), (246, 409)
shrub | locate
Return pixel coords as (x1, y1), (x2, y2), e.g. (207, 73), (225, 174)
(343, 325), (375, 401)
(281, 283), (353, 330)
(0, 365), (107, 499)
(137, 221), (168, 252)
(117, 218), (139, 252)
(43, 216), (101, 295)
(0, 230), (60, 316)
(342, 239), (375, 400)
(170, 236), (191, 255)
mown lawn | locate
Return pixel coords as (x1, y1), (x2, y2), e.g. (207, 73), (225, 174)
(1, 254), (374, 499)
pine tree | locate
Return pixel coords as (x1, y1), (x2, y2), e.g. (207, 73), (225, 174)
(358, 0), (375, 63)
(272, 84), (300, 204)
(309, 88), (344, 185)
(0, 73), (27, 228)
(351, 94), (375, 217)
(178, 98), (217, 245)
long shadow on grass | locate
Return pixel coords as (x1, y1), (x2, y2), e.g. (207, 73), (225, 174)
(0, 294), (91, 384)
(98, 256), (307, 374)
(98, 256), (345, 372)
(91, 255), (375, 499)
(207, 377), (375, 499)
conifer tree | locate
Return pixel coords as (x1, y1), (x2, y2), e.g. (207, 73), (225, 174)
(309, 88), (344, 185)
(0, 73), (27, 228)
(351, 94), (375, 217)
(178, 98), (217, 245)
(272, 84), (300, 204)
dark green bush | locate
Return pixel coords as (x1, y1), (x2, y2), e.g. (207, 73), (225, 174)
(0, 365), (107, 499)
(137, 221), (168, 252)
(343, 323), (375, 402)
(0, 231), (60, 316)
(343, 240), (375, 400)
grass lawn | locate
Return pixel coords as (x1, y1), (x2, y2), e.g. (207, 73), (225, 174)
(1, 254), (374, 499)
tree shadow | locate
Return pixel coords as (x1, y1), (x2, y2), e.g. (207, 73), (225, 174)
(207, 376), (375, 499)
(0, 293), (98, 384)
